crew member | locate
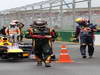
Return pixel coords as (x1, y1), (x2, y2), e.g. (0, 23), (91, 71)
(75, 18), (97, 58)
(5, 22), (20, 43)
(26, 19), (53, 67)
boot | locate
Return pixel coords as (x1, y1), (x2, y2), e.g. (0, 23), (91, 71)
(45, 63), (51, 67)
(82, 55), (87, 59)
(37, 61), (42, 66)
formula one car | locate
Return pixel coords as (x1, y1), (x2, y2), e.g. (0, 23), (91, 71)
(0, 35), (32, 60)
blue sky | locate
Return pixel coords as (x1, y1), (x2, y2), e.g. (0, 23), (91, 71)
(0, 0), (99, 11)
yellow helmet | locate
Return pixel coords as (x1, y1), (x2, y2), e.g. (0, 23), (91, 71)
(75, 18), (83, 23)
(75, 17), (89, 23)
(2, 37), (8, 42)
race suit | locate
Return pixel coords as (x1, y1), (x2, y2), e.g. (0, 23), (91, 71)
(75, 24), (96, 57)
(29, 27), (52, 63)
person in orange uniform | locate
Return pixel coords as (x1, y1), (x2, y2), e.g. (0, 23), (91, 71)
(12, 20), (24, 42)
(5, 22), (20, 43)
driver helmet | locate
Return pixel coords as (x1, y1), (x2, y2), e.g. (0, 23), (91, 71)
(33, 18), (47, 28)
(75, 17), (89, 26)
(12, 20), (19, 23)
(10, 22), (16, 25)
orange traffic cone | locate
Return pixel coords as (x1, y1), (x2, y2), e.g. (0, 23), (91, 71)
(57, 44), (74, 63)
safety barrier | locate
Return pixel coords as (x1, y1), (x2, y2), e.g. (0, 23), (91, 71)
(56, 31), (75, 42)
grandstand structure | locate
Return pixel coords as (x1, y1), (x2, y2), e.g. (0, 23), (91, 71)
(0, 0), (97, 31)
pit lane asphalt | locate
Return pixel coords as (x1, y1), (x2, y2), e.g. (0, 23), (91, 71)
(0, 41), (100, 75)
